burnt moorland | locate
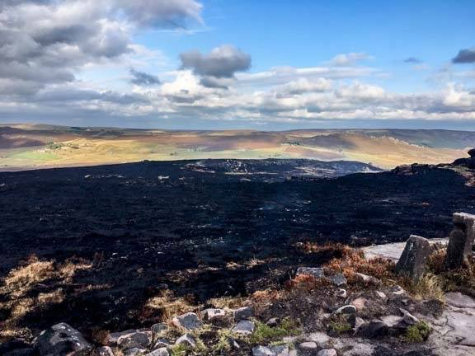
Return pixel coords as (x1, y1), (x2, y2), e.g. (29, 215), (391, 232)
(0, 158), (474, 338)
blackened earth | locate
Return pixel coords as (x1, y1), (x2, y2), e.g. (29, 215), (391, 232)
(0, 159), (474, 336)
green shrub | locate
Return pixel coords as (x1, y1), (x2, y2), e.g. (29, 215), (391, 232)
(404, 321), (431, 343)
(250, 318), (301, 344)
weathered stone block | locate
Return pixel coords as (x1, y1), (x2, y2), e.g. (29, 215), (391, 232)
(445, 212), (475, 269)
(395, 235), (431, 280)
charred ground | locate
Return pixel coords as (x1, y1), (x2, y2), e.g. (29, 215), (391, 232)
(0, 158), (474, 339)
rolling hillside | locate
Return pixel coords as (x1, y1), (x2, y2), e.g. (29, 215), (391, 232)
(1, 124), (474, 170)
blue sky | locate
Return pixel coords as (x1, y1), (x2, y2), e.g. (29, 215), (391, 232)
(0, 0), (474, 129)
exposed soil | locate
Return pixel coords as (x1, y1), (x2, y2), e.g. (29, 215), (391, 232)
(0, 159), (474, 339)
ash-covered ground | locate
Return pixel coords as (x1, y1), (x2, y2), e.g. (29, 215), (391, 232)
(0, 159), (474, 336)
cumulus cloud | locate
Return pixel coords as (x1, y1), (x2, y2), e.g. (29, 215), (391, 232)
(277, 78), (332, 95)
(452, 48), (475, 64)
(115, 0), (202, 28)
(330, 52), (371, 66)
(180, 45), (251, 88)
(0, 0), (203, 96)
(130, 69), (161, 86)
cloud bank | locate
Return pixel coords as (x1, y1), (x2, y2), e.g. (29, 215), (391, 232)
(0, 1), (474, 128)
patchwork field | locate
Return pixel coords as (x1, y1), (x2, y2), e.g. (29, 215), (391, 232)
(1, 125), (474, 170)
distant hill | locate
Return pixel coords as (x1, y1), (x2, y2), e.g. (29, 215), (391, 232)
(0, 124), (474, 170)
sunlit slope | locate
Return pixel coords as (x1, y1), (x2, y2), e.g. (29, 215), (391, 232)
(0, 125), (472, 170)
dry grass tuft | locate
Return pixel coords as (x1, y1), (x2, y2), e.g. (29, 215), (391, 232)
(208, 296), (248, 310)
(0, 254), (94, 342)
(142, 289), (196, 323)
(401, 274), (445, 302)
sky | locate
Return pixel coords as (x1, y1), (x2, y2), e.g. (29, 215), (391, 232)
(0, 0), (474, 130)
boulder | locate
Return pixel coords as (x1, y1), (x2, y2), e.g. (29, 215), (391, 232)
(146, 348), (169, 356)
(232, 320), (255, 335)
(317, 349), (337, 356)
(123, 348), (147, 356)
(234, 306), (254, 321)
(266, 317), (280, 327)
(117, 331), (151, 350)
(35, 323), (92, 356)
(307, 331), (331, 347)
(351, 297), (367, 311)
(335, 305), (356, 314)
(395, 235), (431, 280)
(151, 323), (168, 337)
(95, 346), (115, 356)
(175, 334), (196, 348)
(153, 338), (170, 349)
(328, 273), (347, 287)
(336, 288), (347, 298)
(296, 267), (324, 279)
(355, 273), (381, 285)
(172, 312), (202, 331)
(445, 213), (475, 269)
(358, 320), (389, 338)
(399, 308), (419, 326)
(252, 346), (274, 356)
(299, 341), (317, 354)
(202, 308), (226, 321)
(108, 330), (137, 346)
(468, 148), (475, 158)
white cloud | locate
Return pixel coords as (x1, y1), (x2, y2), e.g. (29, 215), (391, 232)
(330, 52), (372, 66)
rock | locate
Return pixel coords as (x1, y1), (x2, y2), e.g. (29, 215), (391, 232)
(296, 267), (324, 278)
(375, 291), (387, 300)
(108, 330), (137, 346)
(351, 297), (367, 311)
(469, 148), (475, 158)
(35, 322), (92, 356)
(445, 292), (475, 308)
(202, 308), (226, 321)
(266, 317), (280, 327)
(328, 273), (347, 286)
(95, 346), (115, 356)
(336, 288), (347, 298)
(123, 348), (147, 356)
(146, 348), (169, 356)
(332, 339), (375, 356)
(353, 317), (366, 332)
(390, 285), (406, 296)
(270, 345), (295, 356)
(151, 323), (168, 337)
(380, 315), (403, 328)
(358, 320), (389, 338)
(307, 331), (330, 347)
(335, 305), (356, 314)
(399, 308), (419, 325)
(443, 310), (475, 346)
(395, 235), (432, 280)
(299, 341), (318, 351)
(445, 213), (475, 269)
(317, 349), (337, 356)
(153, 338), (170, 349)
(232, 320), (255, 335)
(252, 346), (274, 356)
(355, 273), (381, 285)
(117, 331), (151, 350)
(234, 306), (254, 321)
(172, 312), (202, 330)
(175, 333), (196, 348)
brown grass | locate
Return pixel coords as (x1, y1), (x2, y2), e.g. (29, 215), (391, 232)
(141, 289), (196, 323)
(0, 254), (93, 342)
